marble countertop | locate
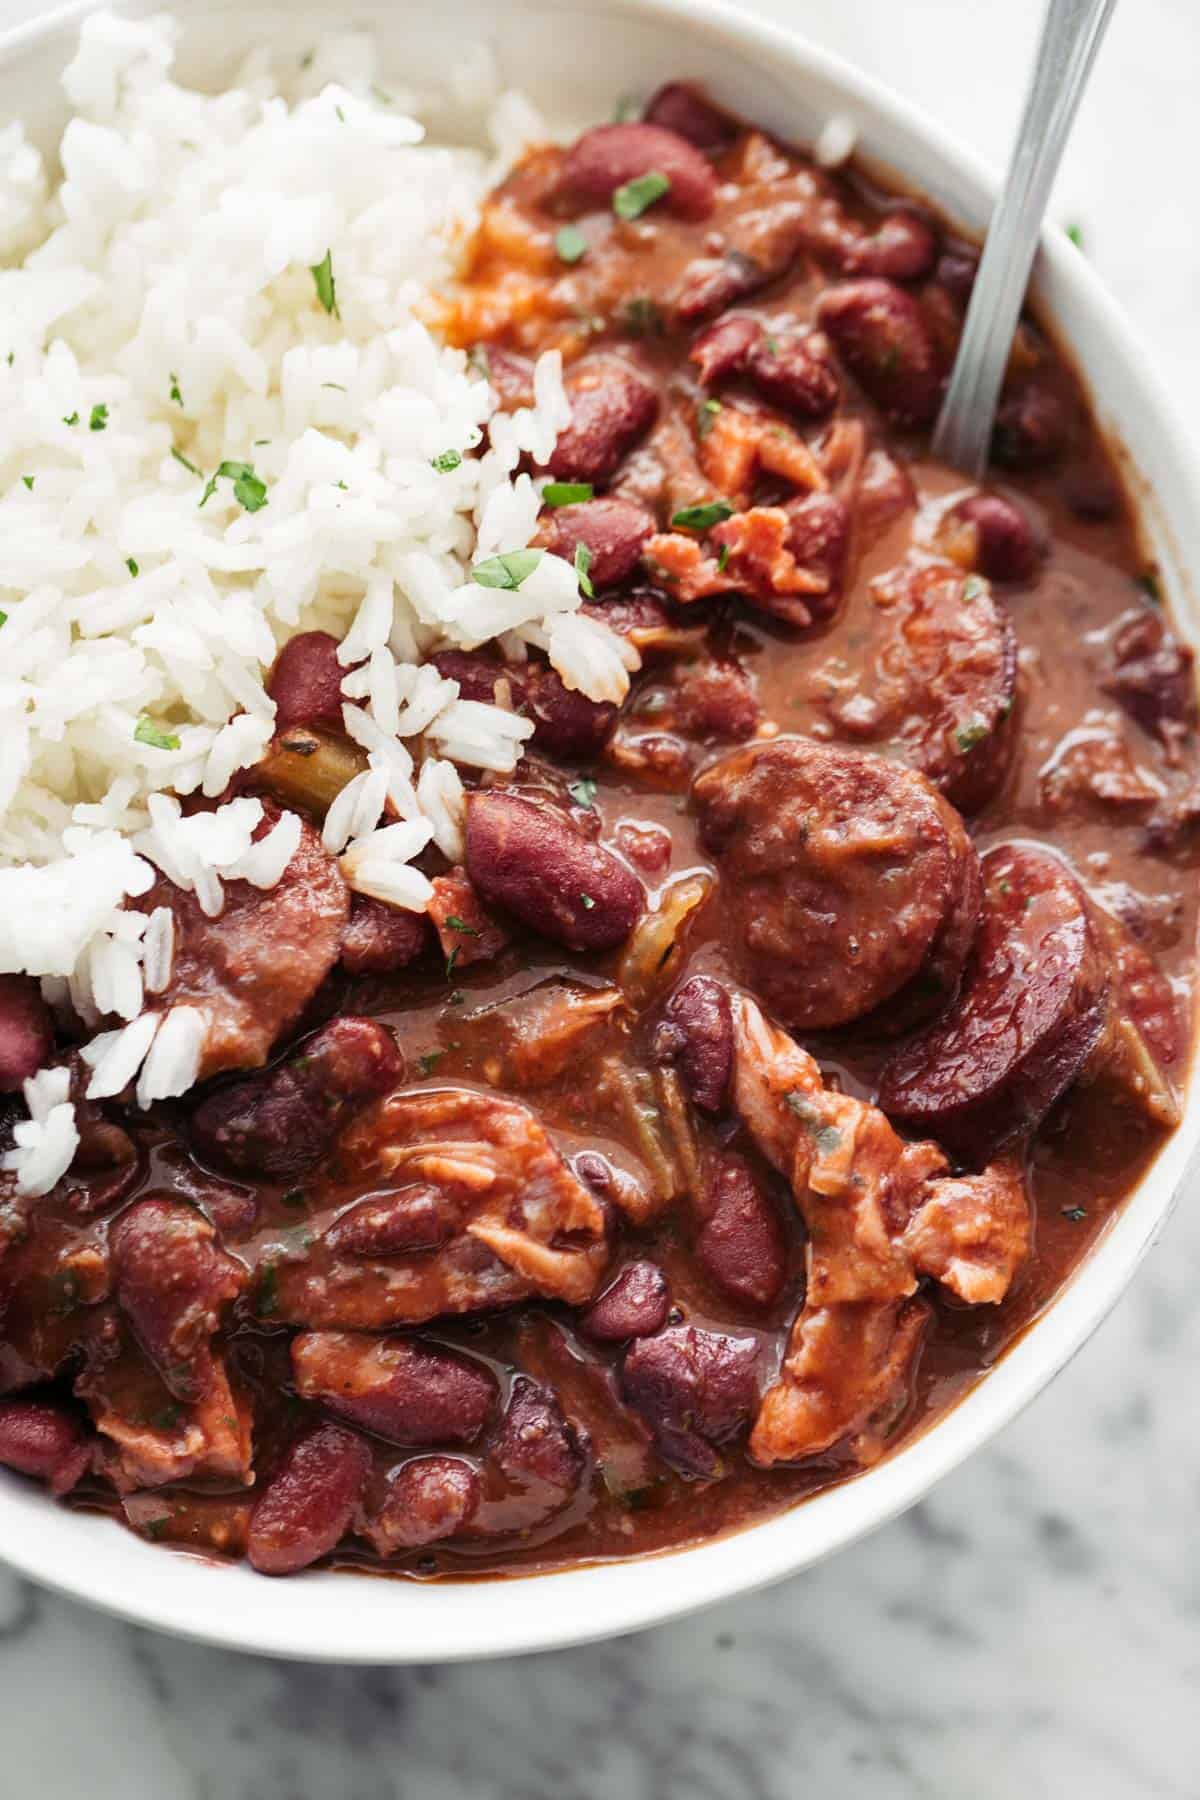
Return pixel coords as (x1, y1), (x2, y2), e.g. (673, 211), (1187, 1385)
(3, 2), (1200, 1795)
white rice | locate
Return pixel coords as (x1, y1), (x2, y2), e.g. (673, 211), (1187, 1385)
(0, 11), (639, 1192)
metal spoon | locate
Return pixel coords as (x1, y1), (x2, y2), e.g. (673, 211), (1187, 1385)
(932, 0), (1117, 477)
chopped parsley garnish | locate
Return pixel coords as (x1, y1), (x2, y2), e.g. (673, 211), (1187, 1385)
(574, 541), (595, 598)
(621, 296), (664, 338)
(716, 542), (731, 574)
(569, 777), (598, 808)
(954, 719), (989, 754)
(256, 1262), (279, 1317)
(613, 170), (671, 221)
(1138, 570), (1162, 604)
(962, 574), (987, 602)
(89, 403), (108, 432)
(445, 945), (460, 980)
(443, 915), (480, 936)
(62, 411), (79, 427)
(171, 446), (202, 477)
(169, 372), (183, 406)
(542, 481), (593, 507)
(5, 352), (12, 366)
(471, 547), (543, 590)
(579, 893), (596, 910)
(280, 1187), (308, 1210)
(554, 224), (589, 265)
(21, 476), (33, 491)
(431, 449), (462, 473)
(310, 249), (341, 319)
(199, 460), (269, 513)
(783, 1090), (842, 1155)
(613, 94), (641, 123)
(0, 612), (7, 629)
(135, 716), (181, 752)
(417, 1050), (444, 1077)
(697, 397), (722, 437)
(126, 557), (139, 577)
(1065, 222), (1085, 250)
(1062, 1205), (1087, 1221)
(671, 499), (735, 532)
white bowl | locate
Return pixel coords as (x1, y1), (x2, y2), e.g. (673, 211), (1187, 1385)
(2, 0), (1198, 1664)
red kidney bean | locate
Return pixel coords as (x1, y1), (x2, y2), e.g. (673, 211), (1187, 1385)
(580, 1261), (670, 1342)
(361, 1455), (481, 1555)
(954, 493), (1039, 583)
(1104, 612), (1196, 753)
(654, 975), (733, 1113)
(0, 1399), (92, 1495)
(615, 820), (672, 876)
(435, 648), (617, 761)
(190, 1017), (403, 1180)
(817, 278), (942, 426)
(324, 1185), (452, 1257)
(494, 1377), (587, 1501)
(465, 792), (642, 952)
(539, 498), (654, 590)
(621, 1326), (759, 1477)
(559, 122), (717, 221)
(247, 1422), (370, 1576)
(643, 82), (738, 152)
(484, 347), (536, 411)
(267, 631), (347, 732)
(341, 895), (430, 976)
(292, 1331), (497, 1445)
(934, 248), (979, 307)
(110, 1196), (245, 1401)
(697, 1152), (787, 1308)
(0, 976), (53, 1094)
(840, 209), (939, 281)
(674, 251), (770, 324)
(745, 331), (840, 419)
(992, 383), (1068, 468)
(548, 361), (659, 487)
(783, 490), (850, 605)
(689, 313), (763, 386)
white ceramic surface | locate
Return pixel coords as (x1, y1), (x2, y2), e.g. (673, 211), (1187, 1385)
(1, 0), (1197, 1667)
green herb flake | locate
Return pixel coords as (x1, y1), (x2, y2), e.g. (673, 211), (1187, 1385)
(417, 1050), (444, 1078)
(471, 547), (544, 590)
(1062, 1205), (1087, 1221)
(671, 499), (735, 532)
(21, 476), (33, 491)
(613, 170), (671, 221)
(1065, 222), (1085, 250)
(335, 104), (346, 123)
(169, 372), (183, 406)
(542, 481), (594, 507)
(152, 1404), (182, 1432)
(89, 403), (109, 432)
(431, 448), (463, 473)
(621, 296), (664, 339)
(310, 249), (341, 319)
(962, 574), (987, 603)
(5, 352), (12, 366)
(716, 542), (731, 574)
(171, 446), (202, 477)
(783, 1090), (842, 1156)
(697, 397), (722, 438)
(62, 411), (79, 427)
(280, 1187), (308, 1210)
(954, 719), (989, 754)
(256, 1262), (280, 1318)
(0, 612), (7, 629)
(613, 94), (641, 123)
(574, 540), (595, 598)
(579, 893), (596, 910)
(554, 224), (589, 265)
(443, 915), (480, 936)
(569, 777), (598, 808)
(1138, 569), (1162, 605)
(135, 716), (181, 752)
(199, 460), (269, 513)
(445, 946), (460, 981)
(125, 557), (139, 577)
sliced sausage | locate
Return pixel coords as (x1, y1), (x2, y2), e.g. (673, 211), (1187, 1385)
(824, 561), (1019, 814)
(816, 279), (942, 426)
(697, 1151), (787, 1308)
(189, 1017), (403, 1180)
(877, 845), (1110, 1161)
(292, 1331), (496, 1445)
(558, 122), (718, 221)
(694, 737), (981, 1032)
(465, 791), (642, 952)
(547, 360), (659, 487)
(267, 631), (346, 732)
(247, 1422), (370, 1575)
(536, 497), (654, 590)
(360, 1455), (481, 1556)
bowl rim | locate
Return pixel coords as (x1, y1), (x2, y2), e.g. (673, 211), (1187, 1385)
(1, 0), (1198, 1664)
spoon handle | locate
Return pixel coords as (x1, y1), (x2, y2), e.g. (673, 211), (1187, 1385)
(932, 0), (1117, 477)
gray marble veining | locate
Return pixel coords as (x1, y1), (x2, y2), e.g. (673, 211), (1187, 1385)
(2, 1), (1200, 1794)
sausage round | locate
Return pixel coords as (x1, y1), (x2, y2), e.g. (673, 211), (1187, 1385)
(877, 844), (1110, 1160)
(694, 737), (981, 1032)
